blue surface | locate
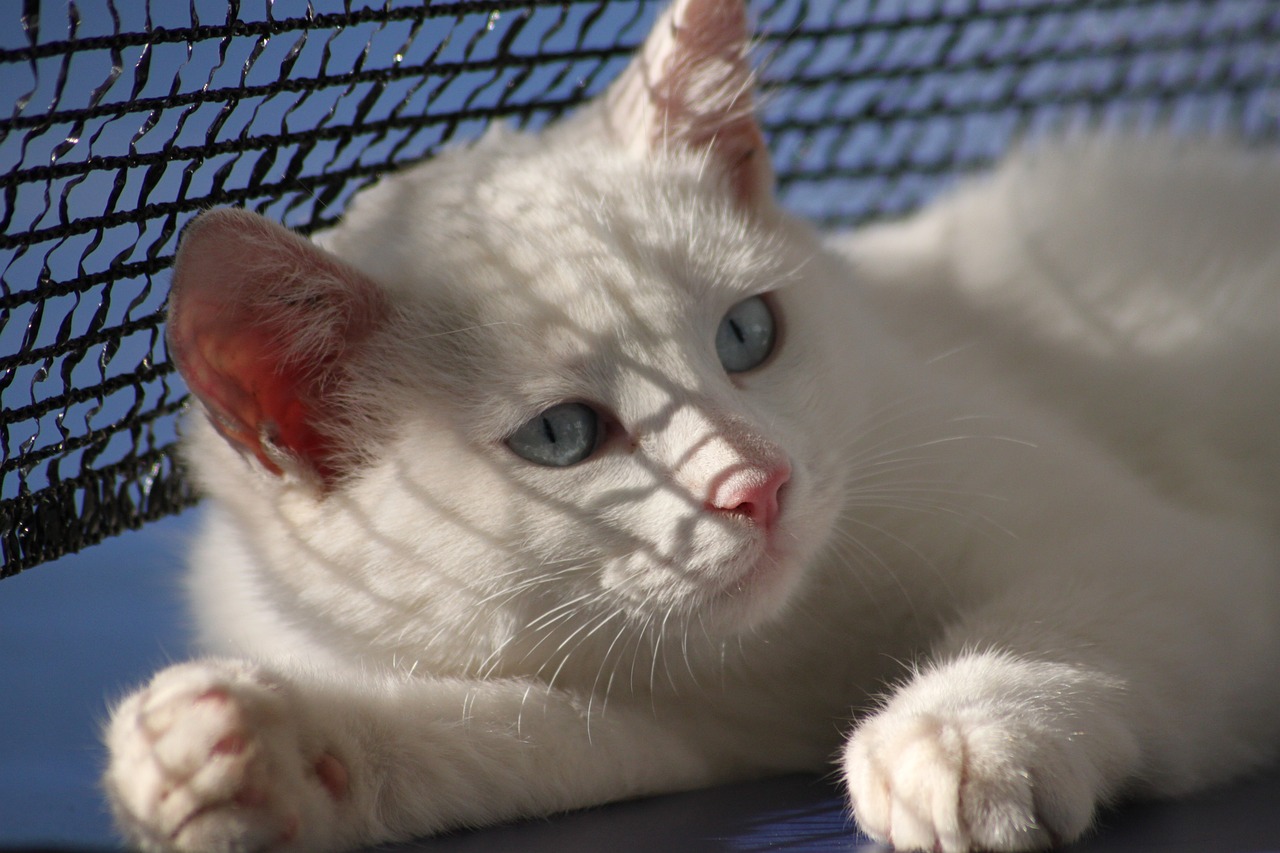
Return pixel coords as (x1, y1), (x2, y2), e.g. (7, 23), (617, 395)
(0, 513), (196, 850)
(2, 513), (1278, 852)
(396, 770), (1280, 852)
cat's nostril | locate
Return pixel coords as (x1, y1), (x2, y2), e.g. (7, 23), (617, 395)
(725, 500), (758, 521)
(712, 466), (790, 530)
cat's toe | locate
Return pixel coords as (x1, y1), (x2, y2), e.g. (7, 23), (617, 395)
(104, 660), (344, 853)
(843, 710), (1090, 852)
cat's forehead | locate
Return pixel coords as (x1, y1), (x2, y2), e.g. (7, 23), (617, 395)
(331, 128), (783, 329)
(329, 128), (795, 424)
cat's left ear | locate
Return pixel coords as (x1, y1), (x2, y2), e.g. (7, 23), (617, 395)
(167, 208), (388, 491)
(600, 0), (773, 211)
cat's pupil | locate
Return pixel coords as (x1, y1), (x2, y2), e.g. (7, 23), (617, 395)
(507, 403), (599, 467)
(716, 296), (776, 373)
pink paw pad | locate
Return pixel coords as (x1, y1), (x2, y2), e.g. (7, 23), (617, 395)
(314, 753), (348, 801)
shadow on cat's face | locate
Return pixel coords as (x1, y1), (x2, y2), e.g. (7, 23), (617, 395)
(339, 140), (852, 644)
(175, 138), (860, 690)
(172, 0), (876, 685)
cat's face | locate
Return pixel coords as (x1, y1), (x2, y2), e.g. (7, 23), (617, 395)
(317, 133), (854, 638)
(170, 0), (861, 663)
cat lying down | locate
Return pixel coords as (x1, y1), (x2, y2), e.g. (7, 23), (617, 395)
(103, 0), (1280, 850)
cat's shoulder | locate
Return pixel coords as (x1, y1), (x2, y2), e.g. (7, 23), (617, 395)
(828, 135), (1280, 523)
(831, 134), (1280, 355)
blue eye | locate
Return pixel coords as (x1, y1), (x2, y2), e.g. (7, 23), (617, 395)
(506, 403), (600, 467)
(716, 295), (776, 373)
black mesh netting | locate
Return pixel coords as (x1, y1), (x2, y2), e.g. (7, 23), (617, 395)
(3, 0), (1280, 577)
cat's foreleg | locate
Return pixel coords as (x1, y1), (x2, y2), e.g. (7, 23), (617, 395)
(105, 658), (722, 853)
(843, 650), (1137, 852)
(841, 515), (1280, 853)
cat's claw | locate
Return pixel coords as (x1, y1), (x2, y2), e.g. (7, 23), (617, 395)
(843, 709), (1090, 853)
(104, 661), (347, 853)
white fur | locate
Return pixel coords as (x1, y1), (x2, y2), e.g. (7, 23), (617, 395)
(105, 1), (1280, 851)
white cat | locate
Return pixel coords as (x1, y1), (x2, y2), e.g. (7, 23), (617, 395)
(103, 0), (1280, 850)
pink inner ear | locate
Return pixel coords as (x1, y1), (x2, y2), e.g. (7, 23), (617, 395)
(603, 0), (773, 209)
(167, 208), (386, 487)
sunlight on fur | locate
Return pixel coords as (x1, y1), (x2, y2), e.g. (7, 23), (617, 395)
(104, 0), (1280, 851)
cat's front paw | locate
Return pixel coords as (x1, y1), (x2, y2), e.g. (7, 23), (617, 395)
(843, 708), (1094, 852)
(104, 660), (350, 853)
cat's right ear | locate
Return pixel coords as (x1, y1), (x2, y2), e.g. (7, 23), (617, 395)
(599, 0), (773, 212)
(166, 208), (387, 490)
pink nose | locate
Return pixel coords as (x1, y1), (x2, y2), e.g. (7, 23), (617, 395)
(710, 466), (791, 530)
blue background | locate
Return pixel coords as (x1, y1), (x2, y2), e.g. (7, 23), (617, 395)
(0, 511), (195, 847)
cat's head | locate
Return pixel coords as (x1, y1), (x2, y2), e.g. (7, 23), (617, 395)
(169, 0), (866, 661)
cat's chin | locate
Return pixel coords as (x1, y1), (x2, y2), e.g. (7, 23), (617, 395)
(697, 543), (806, 631)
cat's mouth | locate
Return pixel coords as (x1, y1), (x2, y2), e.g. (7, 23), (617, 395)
(694, 482), (839, 628)
(600, 488), (813, 629)
(701, 530), (800, 617)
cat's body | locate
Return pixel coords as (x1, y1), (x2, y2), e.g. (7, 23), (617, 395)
(105, 1), (1280, 851)
(840, 140), (1280, 529)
